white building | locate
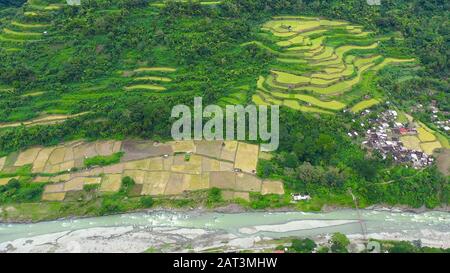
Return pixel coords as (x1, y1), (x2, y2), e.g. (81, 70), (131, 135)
(292, 194), (311, 201)
(67, 0), (81, 5)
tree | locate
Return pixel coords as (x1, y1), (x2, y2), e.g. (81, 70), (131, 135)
(330, 233), (350, 253)
(291, 238), (317, 253)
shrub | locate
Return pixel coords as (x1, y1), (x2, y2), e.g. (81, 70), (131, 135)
(83, 184), (100, 192)
(84, 152), (124, 168)
(0, 179), (44, 203)
(140, 196), (154, 208)
(99, 196), (122, 215)
(206, 188), (222, 206)
(119, 176), (136, 194)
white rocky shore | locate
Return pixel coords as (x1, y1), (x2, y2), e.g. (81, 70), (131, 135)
(1, 222), (449, 253)
(0, 226), (272, 253)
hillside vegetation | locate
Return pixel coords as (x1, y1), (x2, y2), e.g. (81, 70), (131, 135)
(0, 0), (448, 211)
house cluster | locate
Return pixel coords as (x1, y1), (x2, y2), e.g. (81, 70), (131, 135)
(429, 105), (450, 132)
(413, 102), (450, 132)
(359, 110), (433, 168)
(434, 119), (450, 132)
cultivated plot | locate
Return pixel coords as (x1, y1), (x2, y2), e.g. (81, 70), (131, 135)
(248, 16), (415, 114)
(0, 140), (285, 202)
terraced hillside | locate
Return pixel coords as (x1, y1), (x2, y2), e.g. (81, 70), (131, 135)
(248, 16), (416, 114)
(0, 0), (65, 51)
(122, 67), (176, 92)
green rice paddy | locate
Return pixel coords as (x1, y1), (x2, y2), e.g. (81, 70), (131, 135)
(249, 16), (416, 114)
(350, 98), (381, 113)
(123, 67), (176, 92)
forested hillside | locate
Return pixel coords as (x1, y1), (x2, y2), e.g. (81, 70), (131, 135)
(0, 0), (27, 8)
(0, 0), (448, 210)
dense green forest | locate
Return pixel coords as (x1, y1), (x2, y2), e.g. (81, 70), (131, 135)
(0, 1), (27, 8)
(0, 0), (448, 209)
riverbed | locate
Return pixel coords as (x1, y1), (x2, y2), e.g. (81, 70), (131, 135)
(0, 209), (449, 252)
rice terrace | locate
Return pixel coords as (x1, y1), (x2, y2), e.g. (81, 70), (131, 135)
(247, 16), (415, 114)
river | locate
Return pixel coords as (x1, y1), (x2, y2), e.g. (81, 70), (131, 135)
(1, 209), (449, 252)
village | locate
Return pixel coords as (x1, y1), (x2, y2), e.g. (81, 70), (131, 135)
(349, 109), (436, 169)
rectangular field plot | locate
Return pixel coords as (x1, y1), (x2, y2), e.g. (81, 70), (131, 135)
(171, 154), (202, 174)
(235, 173), (262, 192)
(63, 147), (74, 162)
(14, 147), (41, 166)
(210, 171), (236, 190)
(234, 143), (259, 173)
(124, 158), (151, 170)
(47, 147), (67, 165)
(169, 140), (196, 153)
(201, 157), (221, 172)
(31, 147), (55, 173)
(59, 160), (75, 172)
(95, 140), (118, 156)
(164, 173), (188, 195)
(49, 174), (71, 183)
(184, 173), (210, 191)
(195, 140), (223, 158)
(44, 183), (65, 194)
(220, 161), (234, 172)
(141, 171), (171, 195)
(99, 174), (122, 192)
(121, 140), (173, 161)
(42, 192), (66, 201)
(63, 178), (85, 192)
(401, 136), (422, 151)
(261, 180), (285, 195)
(102, 163), (125, 174)
(163, 156), (174, 171)
(82, 177), (102, 185)
(220, 141), (237, 162)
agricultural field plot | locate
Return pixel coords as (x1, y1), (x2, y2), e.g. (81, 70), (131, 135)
(0, 140), (284, 201)
(249, 16), (415, 114)
(122, 67), (176, 92)
(350, 98), (381, 113)
(150, 1), (223, 7)
(234, 142), (259, 173)
(400, 135), (422, 152)
(26, 0), (65, 11)
(0, 140), (122, 174)
(400, 119), (445, 156)
(0, 112), (89, 129)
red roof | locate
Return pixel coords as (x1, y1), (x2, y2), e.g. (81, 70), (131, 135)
(399, 128), (408, 134)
